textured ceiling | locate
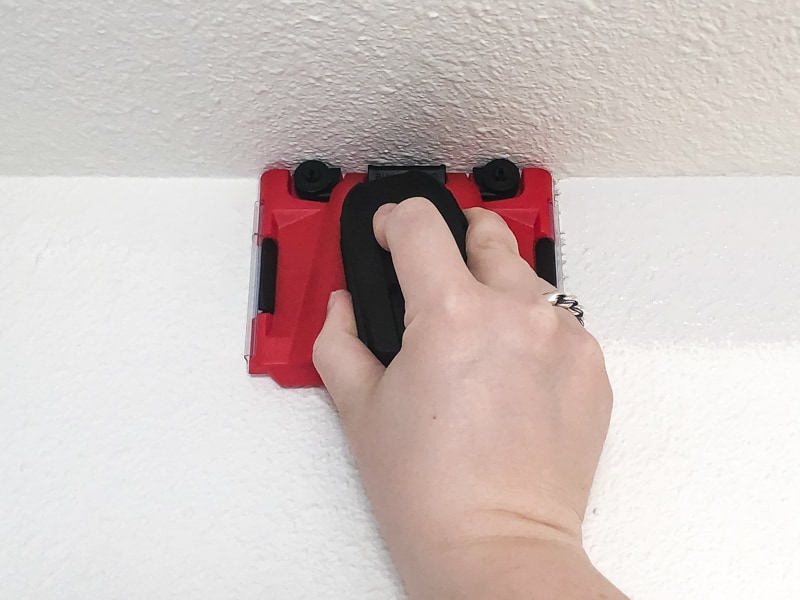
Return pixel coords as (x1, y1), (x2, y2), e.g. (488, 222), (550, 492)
(2, 0), (800, 177)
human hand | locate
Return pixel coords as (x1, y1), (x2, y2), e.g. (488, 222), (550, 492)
(313, 198), (623, 599)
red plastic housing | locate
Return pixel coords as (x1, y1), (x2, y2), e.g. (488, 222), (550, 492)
(247, 168), (556, 387)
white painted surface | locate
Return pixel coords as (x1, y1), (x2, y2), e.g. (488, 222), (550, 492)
(2, 1), (800, 177)
(1, 177), (799, 599)
(560, 178), (800, 598)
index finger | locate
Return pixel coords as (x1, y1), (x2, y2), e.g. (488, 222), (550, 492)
(373, 197), (474, 318)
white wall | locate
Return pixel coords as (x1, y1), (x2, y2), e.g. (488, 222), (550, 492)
(2, 176), (798, 598)
(3, 0), (800, 177)
(560, 178), (800, 597)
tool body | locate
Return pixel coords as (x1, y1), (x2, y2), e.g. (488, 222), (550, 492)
(246, 160), (557, 387)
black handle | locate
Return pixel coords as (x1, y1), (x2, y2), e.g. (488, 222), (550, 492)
(340, 170), (468, 366)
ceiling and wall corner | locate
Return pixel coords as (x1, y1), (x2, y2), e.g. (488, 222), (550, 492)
(2, 0), (800, 178)
(4, 2), (800, 598)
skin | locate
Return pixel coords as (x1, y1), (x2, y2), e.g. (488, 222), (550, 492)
(313, 197), (627, 600)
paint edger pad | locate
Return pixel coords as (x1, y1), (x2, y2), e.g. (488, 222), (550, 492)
(246, 160), (557, 387)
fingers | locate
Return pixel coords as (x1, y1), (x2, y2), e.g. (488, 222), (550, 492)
(313, 290), (384, 418)
(373, 198), (474, 317)
(464, 208), (556, 297)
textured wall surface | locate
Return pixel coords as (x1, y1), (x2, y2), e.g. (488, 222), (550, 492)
(1, 176), (799, 598)
(3, 0), (800, 177)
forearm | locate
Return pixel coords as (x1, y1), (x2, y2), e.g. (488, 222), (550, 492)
(402, 537), (627, 600)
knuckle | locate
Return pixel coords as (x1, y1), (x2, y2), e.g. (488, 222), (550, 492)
(435, 287), (481, 325)
(528, 303), (562, 337)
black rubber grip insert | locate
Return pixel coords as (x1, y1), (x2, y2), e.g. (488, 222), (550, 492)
(258, 238), (278, 314)
(367, 165), (446, 185)
(340, 171), (468, 366)
(534, 237), (558, 287)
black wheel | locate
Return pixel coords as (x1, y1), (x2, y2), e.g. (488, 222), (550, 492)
(473, 159), (520, 200)
(293, 160), (341, 201)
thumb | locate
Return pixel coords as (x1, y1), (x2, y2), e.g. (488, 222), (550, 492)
(313, 290), (384, 417)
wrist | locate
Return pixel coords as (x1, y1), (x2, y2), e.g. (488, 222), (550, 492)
(401, 534), (624, 600)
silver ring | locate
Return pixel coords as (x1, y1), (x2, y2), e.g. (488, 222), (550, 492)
(544, 292), (585, 326)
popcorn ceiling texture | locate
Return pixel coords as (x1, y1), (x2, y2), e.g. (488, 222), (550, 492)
(2, 0), (800, 177)
(1, 176), (799, 598)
